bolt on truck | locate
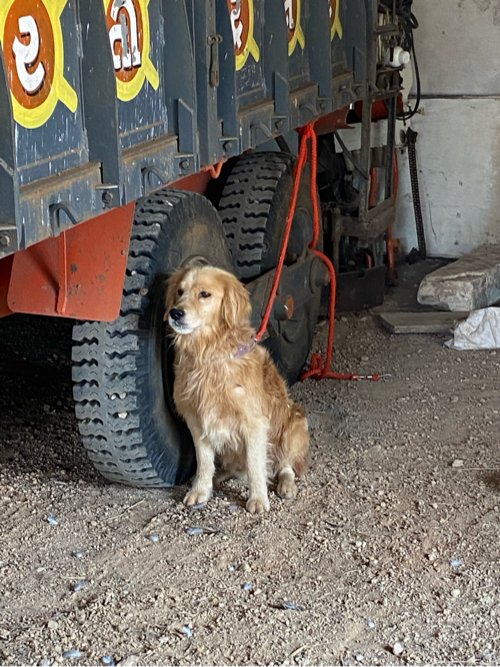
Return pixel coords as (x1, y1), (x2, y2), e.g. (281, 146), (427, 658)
(0, 0), (414, 486)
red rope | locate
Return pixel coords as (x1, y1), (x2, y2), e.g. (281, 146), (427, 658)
(255, 122), (384, 383)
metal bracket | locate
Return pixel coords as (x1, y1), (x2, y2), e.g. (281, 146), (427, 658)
(173, 154), (196, 179)
(0, 226), (18, 259)
(49, 202), (80, 237)
(141, 166), (168, 195)
(219, 137), (239, 158)
(272, 116), (290, 134)
(95, 183), (119, 209)
(207, 34), (222, 88)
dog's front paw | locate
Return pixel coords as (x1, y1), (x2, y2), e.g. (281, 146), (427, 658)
(183, 488), (211, 507)
(277, 477), (298, 499)
(246, 496), (270, 514)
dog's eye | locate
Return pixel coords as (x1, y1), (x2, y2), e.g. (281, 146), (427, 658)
(177, 289), (184, 297)
(199, 291), (211, 299)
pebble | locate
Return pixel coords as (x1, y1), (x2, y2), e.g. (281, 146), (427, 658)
(62, 649), (82, 659)
(186, 527), (204, 536)
(47, 517), (59, 526)
(73, 580), (85, 592)
(145, 534), (159, 542)
(40, 660), (51, 666)
(102, 656), (115, 666)
(392, 642), (404, 656)
(365, 619), (375, 628)
(451, 589), (461, 598)
(450, 559), (462, 568)
(243, 582), (252, 591)
(191, 502), (207, 510)
(182, 625), (193, 638)
(47, 621), (58, 631)
(75, 551), (84, 559)
(452, 459), (464, 467)
(281, 601), (300, 610)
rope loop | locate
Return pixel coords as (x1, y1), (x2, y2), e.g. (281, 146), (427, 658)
(255, 121), (383, 383)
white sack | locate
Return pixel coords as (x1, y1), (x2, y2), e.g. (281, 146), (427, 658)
(445, 307), (500, 350)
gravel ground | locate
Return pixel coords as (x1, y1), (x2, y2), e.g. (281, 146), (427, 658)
(0, 260), (499, 666)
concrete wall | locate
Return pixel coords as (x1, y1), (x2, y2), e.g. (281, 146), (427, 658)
(393, 0), (500, 257)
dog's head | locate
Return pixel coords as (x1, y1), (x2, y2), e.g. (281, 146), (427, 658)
(165, 266), (252, 335)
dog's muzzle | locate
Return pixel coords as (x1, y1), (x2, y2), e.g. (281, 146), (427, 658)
(169, 308), (184, 323)
(168, 307), (191, 333)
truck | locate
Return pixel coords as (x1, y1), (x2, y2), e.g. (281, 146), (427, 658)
(0, 0), (414, 487)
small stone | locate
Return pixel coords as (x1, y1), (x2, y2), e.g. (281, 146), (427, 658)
(451, 589), (461, 598)
(47, 516), (59, 526)
(145, 534), (159, 542)
(75, 551), (84, 559)
(392, 642), (404, 656)
(452, 459), (464, 467)
(47, 621), (58, 631)
(73, 580), (85, 592)
(243, 582), (252, 591)
(102, 656), (115, 666)
(186, 527), (204, 536)
(282, 601), (300, 610)
(182, 625), (193, 638)
(40, 660), (51, 666)
(365, 619), (375, 628)
(242, 562), (251, 573)
(450, 559), (462, 568)
(62, 649), (82, 659)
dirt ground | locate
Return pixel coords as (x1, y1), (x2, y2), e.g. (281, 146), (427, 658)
(0, 260), (499, 667)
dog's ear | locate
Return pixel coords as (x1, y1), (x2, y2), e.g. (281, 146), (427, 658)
(164, 269), (185, 321)
(220, 274), (251, 329)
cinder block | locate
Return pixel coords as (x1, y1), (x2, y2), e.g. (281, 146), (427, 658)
(417, 244), (500, 311)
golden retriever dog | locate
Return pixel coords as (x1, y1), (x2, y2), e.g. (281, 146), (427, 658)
(165, 265), (309, 514)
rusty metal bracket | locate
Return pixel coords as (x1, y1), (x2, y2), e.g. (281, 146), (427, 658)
(207, 34), (222, 88)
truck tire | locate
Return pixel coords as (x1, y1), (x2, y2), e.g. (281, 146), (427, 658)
(218, 152), (322, 384)
(72, 190), (231, 487)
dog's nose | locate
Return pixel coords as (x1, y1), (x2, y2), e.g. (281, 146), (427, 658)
(169, 308), (185, 322)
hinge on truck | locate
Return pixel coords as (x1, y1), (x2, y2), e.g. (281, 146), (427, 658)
(207, 34), (222, 88)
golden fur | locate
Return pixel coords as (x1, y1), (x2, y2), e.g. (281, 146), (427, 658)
(165, 265), (309, 514)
